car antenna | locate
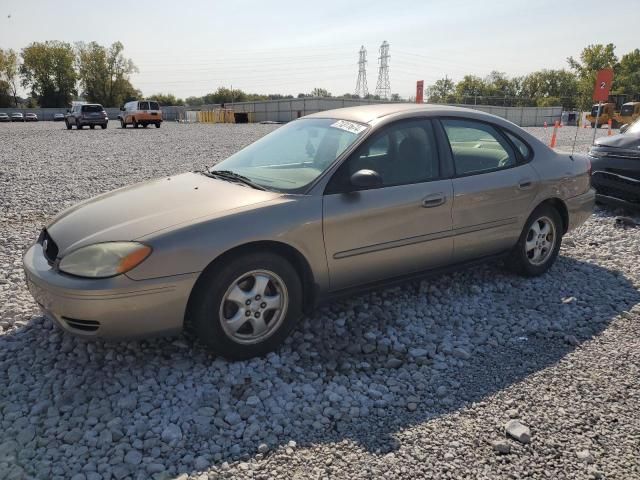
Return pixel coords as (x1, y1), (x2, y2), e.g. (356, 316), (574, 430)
(569, 115), (580, 160)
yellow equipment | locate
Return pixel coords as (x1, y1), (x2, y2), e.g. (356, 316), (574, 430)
(614, 102), (640, 126)
(586, 103), (617, 128)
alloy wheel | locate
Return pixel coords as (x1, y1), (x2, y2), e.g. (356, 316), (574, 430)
(218, 269), (288, 345)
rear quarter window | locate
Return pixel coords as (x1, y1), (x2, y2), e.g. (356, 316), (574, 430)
(149, 102), (160, 110)
(504, 131), (532, 160)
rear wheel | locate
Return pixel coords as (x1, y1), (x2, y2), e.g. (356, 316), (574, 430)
(507, 204), (562, 277)
(76, 120), (83, 130)
(189, 252), (302, 360)
(133, 118), (139, 128)
(155, 122), (161, 128)
(143, 123), (148, 128)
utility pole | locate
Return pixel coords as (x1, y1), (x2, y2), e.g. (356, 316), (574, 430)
(354, 46), (369, 98)
(374, 41), (391, 100)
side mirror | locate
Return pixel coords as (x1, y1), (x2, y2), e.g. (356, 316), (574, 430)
(350, 169), (383, 189)
(66, 109), (70, 113)
(120, 106), (125, 111)
(620, 124), (629, 134)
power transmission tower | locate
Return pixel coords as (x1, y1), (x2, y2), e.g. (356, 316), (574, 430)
(354, 46), (369, 98)
(374, 40), (391, 100)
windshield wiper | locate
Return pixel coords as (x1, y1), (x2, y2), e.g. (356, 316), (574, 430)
(201, 170), (269, 191)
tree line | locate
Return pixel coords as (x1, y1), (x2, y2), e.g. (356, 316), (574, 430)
(425, 44), (640, 110)
(0, 41), (139, 108)
(1, 42), (637, 110)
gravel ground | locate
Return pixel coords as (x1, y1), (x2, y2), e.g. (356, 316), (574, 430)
(1, 121), (639, 480)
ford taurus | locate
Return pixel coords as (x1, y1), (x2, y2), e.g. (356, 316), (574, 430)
(23, 104), (595, 359)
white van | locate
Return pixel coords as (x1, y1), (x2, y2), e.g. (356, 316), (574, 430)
(119, 100), (162, 129)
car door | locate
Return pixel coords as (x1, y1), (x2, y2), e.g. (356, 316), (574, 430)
(322, 118), (454, 291)
(438, 118), (539, 262)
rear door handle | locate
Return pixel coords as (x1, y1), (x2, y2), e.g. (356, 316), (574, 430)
(422, 193), (446, 208)
(518, 178), (533, 189)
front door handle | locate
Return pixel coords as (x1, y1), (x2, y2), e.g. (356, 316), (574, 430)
(422, 193), (446, 208)
(518, 178), (533, 189)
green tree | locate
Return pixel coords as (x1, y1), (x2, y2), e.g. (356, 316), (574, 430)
(76, 41), (139, 107)
(520, 69), (578, 107)
(426, 77), (456, 103)
(147, 93), (184, 106)
(0, 49), (20, 107)
(614, 49), (640, 97)
(311, 87), (331, 97)
(454, 75), (487, 102)
(567, 43), (618, 109)
(0, 79), (12, 107)
(185, 96), (204, 106)
(20, 41), (77, 107)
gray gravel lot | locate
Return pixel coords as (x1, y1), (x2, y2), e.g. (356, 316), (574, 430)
(1, 121), (639, 480)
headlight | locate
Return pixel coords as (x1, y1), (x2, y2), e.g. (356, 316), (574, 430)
(58, 242), (152, 278)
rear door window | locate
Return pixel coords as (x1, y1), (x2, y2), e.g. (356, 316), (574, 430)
(138, 102), (149, 110)
(441, 119), (516, 176)
(149, 102), (160, 110)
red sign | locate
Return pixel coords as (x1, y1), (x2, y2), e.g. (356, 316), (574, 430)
(593, 69), (614, 102)
(416, 80), (424, 104)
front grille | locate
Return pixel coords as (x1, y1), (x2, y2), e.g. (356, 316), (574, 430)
(61, 317), (100, 332)
(592, 171), (640, 204)
(39, 229), (59, 264)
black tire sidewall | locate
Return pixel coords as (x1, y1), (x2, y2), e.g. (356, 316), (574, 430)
(510, 204), (563, 277)
(190, 253), (303, 360)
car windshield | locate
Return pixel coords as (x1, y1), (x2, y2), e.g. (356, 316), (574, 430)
(209, 118), (367, 192)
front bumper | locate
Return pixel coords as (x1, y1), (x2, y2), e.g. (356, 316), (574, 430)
(23, 243), (199, 339)
(565, 188), (596, 232)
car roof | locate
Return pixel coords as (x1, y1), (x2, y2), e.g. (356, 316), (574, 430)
(303, 103), (498, 125)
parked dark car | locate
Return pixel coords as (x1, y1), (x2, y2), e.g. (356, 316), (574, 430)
(0, 113), (9, 122)
(25, 113), (38, 122)
(53, 113), (65, 122)
(65, 104), (108, 129)
(589, 119), (640, 210)
(11, 112), (24, 122)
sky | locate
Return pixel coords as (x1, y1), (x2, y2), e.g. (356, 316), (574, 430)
(2, 0), (639, 100)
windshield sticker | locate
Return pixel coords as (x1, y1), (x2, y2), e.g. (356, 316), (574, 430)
(330, 120), (367, 135)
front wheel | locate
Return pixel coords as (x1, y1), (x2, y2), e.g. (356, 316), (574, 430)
(189, 253), (303, 360)
(120, 119), (126, 129)
(133, 119), (139, 128)
(155, 122), (161, 128)
(90, 124), (95, 129)
(65, 121), (72, 130)
(101, 123), (107, 129)
(507, 204), (562, 277)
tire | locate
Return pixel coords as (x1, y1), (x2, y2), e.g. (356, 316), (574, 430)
(65, 121), (72, 130)
(507, 204), (563, 277)
(90, 125), (95, 129)
(76, 120), (83, 130)
(142, 123), (148, 128)
(120, 119), (126, 129)
(101, 123), (107, 129)
(155, 122), (161, 128)
(133, 118), (139, 129)
(189, 252), (303, 360)
(590, 122), (595, 128)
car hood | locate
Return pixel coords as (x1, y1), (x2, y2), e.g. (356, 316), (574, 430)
(47, 172), (282, 255)
(594, 132), (640, 149)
